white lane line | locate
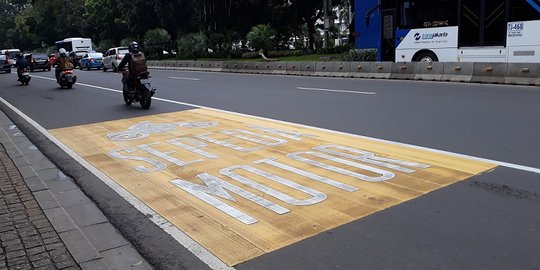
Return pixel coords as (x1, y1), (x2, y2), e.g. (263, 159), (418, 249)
(0, 83), (234, 270)
(297, 87), (376, 95)
(28, 75), (540, 174)
(169, 76), (201, 81)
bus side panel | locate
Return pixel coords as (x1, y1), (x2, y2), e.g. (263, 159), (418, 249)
(73, 38), (93, 52)
(507, 20), (540, 63)
(355, 0), (382, 61)
(395, 26), (459, 62)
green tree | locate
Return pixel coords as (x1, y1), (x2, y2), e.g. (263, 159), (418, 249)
(143, 28), (171, 58)
(246, 24), (276, 54)
(177, 33), (208, 60)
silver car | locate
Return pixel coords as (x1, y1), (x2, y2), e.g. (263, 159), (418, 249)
(102, 47), (129, 72)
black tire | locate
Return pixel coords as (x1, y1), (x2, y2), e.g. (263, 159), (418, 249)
(79, 64), (83, 70)
(86, 64), (90, 71)
(6, 69), (10, 74)
(67, 84), (73, 89)
(112, 64), (117, 72)
(414, 51), (438, 62)
(140, 90), (151, 109)
(123, 89), (133, 106)
(48, 67), (51, 71)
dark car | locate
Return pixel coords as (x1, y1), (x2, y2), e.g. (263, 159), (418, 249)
(29, 53), (51, 71)
(0, 54), (11, 73)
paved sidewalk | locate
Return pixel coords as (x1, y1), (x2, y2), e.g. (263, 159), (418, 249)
(0, 111), (153, 270)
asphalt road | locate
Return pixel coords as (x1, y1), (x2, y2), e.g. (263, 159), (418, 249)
(0, 68), (539, 270)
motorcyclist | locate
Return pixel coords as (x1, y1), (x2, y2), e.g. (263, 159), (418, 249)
(54, 48), (73, 79)
(118, 41), (148, 91)
(15, 54), (29, 81)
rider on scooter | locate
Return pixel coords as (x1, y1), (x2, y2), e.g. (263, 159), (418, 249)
(54, 48), (73, 80)
(15, 54), (29, 82)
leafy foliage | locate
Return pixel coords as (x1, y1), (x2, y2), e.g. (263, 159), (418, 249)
(1, 0), (354, 56)
(340, 49), (377, 62)
(246, 24), (276, 54)
(177, 33), (208, 60)
(144, 28), (171, 58)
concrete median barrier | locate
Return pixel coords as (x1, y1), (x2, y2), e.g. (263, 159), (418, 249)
(390, 62), (417, 80)
(286, 62), (315, 76)
(414, 62), (444, 81)
(368, 62), (392, 79)
(471, 63), (507, 84)
(329, 62), (351, 77)
(147, 60), (538, 87)
(505, 63), (540, 86)
(314, 62), (332, 77)
(349, 62), (371, 78)
(248, 62), (270, 74)
(441, 62), (473, 82)
(271, 62), (287, 75)
(222, 61), (241, 73)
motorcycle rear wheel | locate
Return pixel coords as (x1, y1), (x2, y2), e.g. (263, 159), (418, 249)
(123, 89), (133, 106)
(140, 90), (151, 110)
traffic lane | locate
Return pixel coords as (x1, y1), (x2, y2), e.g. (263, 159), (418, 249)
(139, 70), (540, 168)
(22, 68), (540, 168)
(49, 107), (496, 266)
(237, 166), (540, 270)
(0, 70), (194, 129)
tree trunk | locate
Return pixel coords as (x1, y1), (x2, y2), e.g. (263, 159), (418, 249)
(307, 18), (316, 50)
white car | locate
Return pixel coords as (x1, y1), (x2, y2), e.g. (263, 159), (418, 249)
(0, 49), (21, 67)
(102, 47), (129, 72)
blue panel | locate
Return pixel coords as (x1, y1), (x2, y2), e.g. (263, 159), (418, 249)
(355, 0), (382, 60)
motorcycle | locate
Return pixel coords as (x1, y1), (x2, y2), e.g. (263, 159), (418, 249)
(57, 69), (77, 89)
(18, 68), (31, 85)
(122, 71), (156, 109)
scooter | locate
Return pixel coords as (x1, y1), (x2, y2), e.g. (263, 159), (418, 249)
(57, 69), (77, 89)
(18, 68), (31, 85)
(122, 71), (156, 109)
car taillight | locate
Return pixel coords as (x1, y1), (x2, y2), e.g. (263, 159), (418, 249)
(115, 53), (121, 60)
(89, 58), (94, 62)
(65, 70), (72, 74)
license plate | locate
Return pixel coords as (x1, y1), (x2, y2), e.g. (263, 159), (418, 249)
(22, 73), (29, 76)
(140, 79), (150, 84)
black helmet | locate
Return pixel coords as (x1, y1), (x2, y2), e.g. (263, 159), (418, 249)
(129, 41), (140, 53)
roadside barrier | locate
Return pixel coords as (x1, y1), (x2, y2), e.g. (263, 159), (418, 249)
(505, 63), (540, 86)
(390, 62), (417, 80)
(471, 63), (507, 84)
(148, 60), (539, 86)
(286, 62), (315, 76)
(441, 62), (473, 83)
(349, 62), (371, 78)
(368, 62), (392, 79)
(414, 62), (444, 81)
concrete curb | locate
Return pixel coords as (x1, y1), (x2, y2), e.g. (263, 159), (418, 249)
(149, 60), (540, 86)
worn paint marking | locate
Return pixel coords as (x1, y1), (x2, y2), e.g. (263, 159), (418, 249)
(49, 108), (495, 266)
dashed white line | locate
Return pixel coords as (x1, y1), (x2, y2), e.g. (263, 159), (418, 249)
(297, 87), (376, 95)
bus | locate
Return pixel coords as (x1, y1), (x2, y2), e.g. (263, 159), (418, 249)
(55, 37), (93, 54)
(355, 0), (540, 62)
